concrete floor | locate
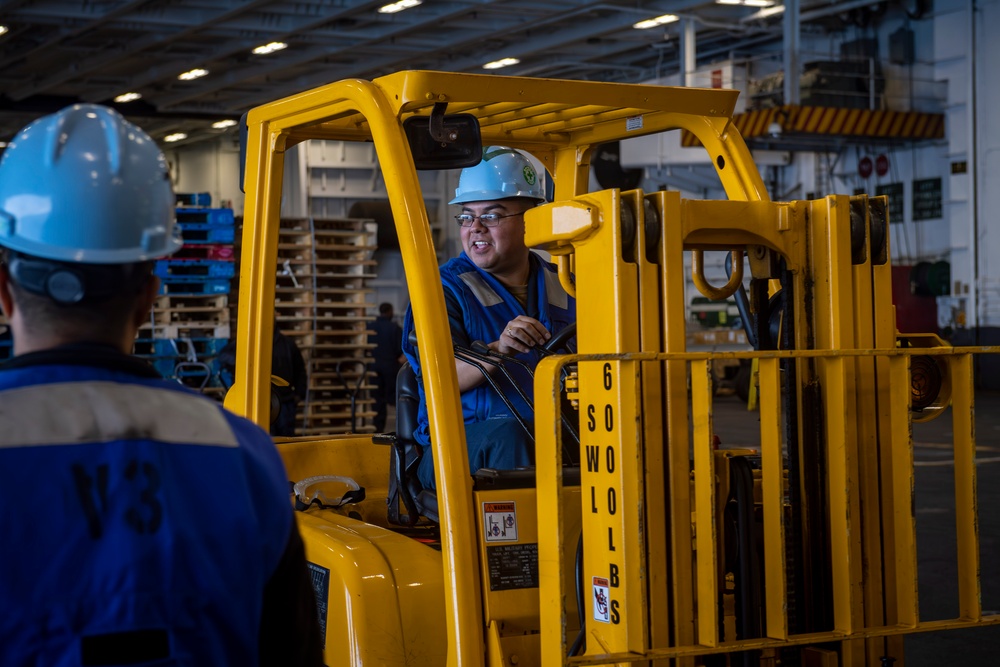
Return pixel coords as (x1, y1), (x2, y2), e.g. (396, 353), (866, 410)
(710, 391), (1000, 666)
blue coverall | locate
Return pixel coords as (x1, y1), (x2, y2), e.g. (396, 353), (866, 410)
(0, 344), (322, 666)
(402, 252), (575, 488)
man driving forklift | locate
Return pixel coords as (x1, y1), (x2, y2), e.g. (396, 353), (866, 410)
(401, 146), (576, 488)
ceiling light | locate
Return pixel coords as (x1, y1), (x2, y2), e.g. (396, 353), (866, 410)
(252, 41), (287, 55)
(483, 57), (520, 70)
(0, 142), (7, 149)
(114, 92), (142, 103)
(744, 0), (775, 6)
(633, 14), (679, 29)
(164, 133), (188, 143)
(378, 0), (422, 14)
(0, 26), (8, 37)
(743, 4), (785, 19)
(177, 68), (208, 81)
(212, 119), (238, 129)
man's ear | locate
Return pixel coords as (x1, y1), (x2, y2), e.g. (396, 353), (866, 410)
(132, 274), (160, 329)
(0, 262), (16, 320)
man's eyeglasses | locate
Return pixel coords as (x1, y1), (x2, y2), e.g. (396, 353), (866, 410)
(454, 211), (525, 228)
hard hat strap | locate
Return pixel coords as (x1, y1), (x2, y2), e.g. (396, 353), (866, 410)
(7, 251), (151, 306)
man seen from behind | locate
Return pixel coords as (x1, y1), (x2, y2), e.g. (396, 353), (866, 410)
(0, 105), (323, 665)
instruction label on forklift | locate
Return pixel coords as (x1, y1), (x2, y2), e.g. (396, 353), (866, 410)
(482, 501), (518, 542)
(487, 543), (539, 591)
(307, 562), (329, 648)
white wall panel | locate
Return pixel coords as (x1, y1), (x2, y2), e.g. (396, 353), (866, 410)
(972, 0), (1000, 326)
(166, 138), (244, 214)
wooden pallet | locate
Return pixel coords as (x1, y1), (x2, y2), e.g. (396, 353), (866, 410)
(151, 306), (230, 325)
(153, 294), (228, 310)
(300, 407), (376, 423)
(276, 320), (369, 336)
(138, 322), (231, 339)
(234, 215), (377, 435)
(299, 424), (375, 435)
(308, 380), (377, 394)
(200, 386), (227, 401)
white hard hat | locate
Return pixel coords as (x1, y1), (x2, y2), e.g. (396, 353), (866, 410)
(450, 146), (546, 205)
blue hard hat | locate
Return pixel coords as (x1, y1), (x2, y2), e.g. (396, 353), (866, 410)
(0, 104), (182, 263)
(450, 146), (546, 205)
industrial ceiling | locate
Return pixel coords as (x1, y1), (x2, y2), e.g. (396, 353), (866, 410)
(0, 0), (884, 148)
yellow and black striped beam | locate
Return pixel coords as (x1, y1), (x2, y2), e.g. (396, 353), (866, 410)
(681, 105), (945, 147)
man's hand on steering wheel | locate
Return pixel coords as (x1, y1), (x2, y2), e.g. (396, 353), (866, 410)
(498, 316), (551, 355)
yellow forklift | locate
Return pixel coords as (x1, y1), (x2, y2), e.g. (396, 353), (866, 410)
(226, 71), (999, 666)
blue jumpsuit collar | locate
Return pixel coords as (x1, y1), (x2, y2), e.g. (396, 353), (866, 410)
(0, 343), (161, 378)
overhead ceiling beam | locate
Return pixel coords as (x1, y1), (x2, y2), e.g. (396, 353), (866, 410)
(6, 0), (378, 101)
(151, 0), (509, 109)
(0, 0), (153, 70)
(434, 0), (708, 72)
(183, 0), (709, 112)
(79, 0), (452, 105)
(6, 1), (267, 101)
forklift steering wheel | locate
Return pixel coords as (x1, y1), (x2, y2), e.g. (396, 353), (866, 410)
(540, 322), (577, 356)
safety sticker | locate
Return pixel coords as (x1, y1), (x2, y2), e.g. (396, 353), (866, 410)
(482, 501), (518, 542)
(307, 561), (330, 647)
(593, 577), (611, 623)
(626, 115), (644, 131)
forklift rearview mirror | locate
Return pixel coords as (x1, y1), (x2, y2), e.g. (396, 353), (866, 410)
(403, 113), (482, 171)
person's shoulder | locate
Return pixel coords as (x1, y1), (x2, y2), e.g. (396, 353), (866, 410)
(529, 251), (558, 271)
(221, 408), (276, 446)
(375, 317), (399, 334)
(441, 254), (489, 291)
(215, 408), (294, 541)
(439, 253), (475, 275)
(158, 384), (276, 451)
(219, 408), (290, 483)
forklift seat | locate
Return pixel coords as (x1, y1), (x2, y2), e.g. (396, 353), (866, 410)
(387, 362), (438, 525)
(386, 355), (585, 527)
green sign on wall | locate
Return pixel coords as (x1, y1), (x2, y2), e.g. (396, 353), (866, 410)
(913, 177), (943, 221)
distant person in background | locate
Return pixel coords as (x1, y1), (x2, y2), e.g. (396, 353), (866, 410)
(369, 302), (403, 432)
(269, 325), (308, 436)
(219, 322), (308, 437)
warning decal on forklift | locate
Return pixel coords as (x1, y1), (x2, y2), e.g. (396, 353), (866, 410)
(626, 115), (643, 131)
(593, 577), (611, 623)
(482, 501), (518, 542)
(307, 561), (330, 648)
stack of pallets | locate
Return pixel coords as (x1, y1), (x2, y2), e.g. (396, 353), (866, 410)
(230, 216), (377, 434)
(134, 206), (236, 399)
